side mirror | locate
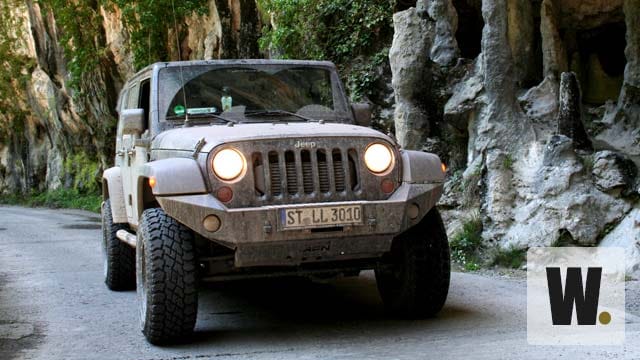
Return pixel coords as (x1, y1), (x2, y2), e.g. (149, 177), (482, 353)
(351, 103), (372, 128)
(121, 109), (145, 135)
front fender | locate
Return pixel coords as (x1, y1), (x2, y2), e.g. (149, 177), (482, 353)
(141, 158), (208, 196)
(102, 167), (127, 224)
(397, 150), (445, 217)
(400, 150), (445, 184)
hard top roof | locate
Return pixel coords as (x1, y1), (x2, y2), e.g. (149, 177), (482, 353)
(133, 59), (337, 78)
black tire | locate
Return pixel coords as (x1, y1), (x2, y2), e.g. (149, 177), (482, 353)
(137, 208), (198, 345)
(375, 207), (450, 318)
(101, 199), (136, 291)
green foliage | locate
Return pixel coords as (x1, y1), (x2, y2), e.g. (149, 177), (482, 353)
(502, 153), (513, 171)
(579, 154), (595, 175)
(491, 246), (526, 269)
(63, 152), (101, 194)
(450, 215), (484, 271)
(36, 0), (209, 87)
(0, 151), (102, 212)
(105, 0), (209, 70)
(0, 0), (35, 140)
(258, 0), (395, 100)
(0, 188), (102, 213)
(346, 48), (389, 101)
(37, 0), (105, 90)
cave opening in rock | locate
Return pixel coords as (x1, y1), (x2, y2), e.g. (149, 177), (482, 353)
(395, 0), (417, 12)
(452, 0), (483, 59)
(527, 0), (545, 88)
(568, 22), (626, 105)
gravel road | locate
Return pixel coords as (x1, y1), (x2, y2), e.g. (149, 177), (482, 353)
(0, 206), (638, 360)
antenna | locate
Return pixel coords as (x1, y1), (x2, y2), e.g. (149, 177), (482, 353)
(171, 0), (190, 127)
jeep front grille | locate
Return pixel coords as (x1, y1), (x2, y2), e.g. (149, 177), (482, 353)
(255, 148), (359, 199)
(208, 137), (399, 208)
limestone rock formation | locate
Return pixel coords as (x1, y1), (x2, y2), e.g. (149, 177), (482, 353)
(390, 8), (434, 150)
(556, 72), (592, 150)
(592, 150), (637, 195)
(600, 208), (640, 276)
(391, 0), (639, 271)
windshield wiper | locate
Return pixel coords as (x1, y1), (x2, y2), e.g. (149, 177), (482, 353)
(245, 110), (315, 122)
(166, 113), (238, 124)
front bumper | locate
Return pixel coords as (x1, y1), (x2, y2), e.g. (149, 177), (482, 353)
(157, 182), (443, 267)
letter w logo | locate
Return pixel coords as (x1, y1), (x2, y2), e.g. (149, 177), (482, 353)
(545, 267), (602, 325)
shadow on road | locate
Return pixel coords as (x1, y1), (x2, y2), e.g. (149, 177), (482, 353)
(173, 273), (477, 347)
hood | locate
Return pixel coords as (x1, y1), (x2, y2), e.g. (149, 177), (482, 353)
(152, 122), (394, 153)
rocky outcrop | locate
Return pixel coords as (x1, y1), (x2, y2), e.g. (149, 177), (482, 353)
(592, 0), (640, 168)
(390, 8), (434, 150)
(422, 0), (459, 66)
(600, 208), (640, 276)
(507, 0), (536, 87)
(592, 150), (637, 195)
(540, 0), (567, 79)
(391, 0), (639, 271)
(556, 72), (591, 150)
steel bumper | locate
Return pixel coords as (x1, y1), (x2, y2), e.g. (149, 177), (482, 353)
(157, 182), (443, 266)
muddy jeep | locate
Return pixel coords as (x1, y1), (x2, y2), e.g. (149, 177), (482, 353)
(101, 60), (450, 344)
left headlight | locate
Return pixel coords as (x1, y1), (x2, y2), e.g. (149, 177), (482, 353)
(364, 143), (394, 175)
(212, 148), (246, 181)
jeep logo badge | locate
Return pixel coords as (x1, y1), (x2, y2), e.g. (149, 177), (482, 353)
(294, 140), (317, 149)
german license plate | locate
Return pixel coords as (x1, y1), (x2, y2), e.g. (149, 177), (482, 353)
(281, 205), (363, 230)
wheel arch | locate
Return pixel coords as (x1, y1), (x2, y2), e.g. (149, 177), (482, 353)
(102, 167), (128, 224)
(137, 158), (208, 219)
(140, 158), (208, 196)
(136, 176), (160, 219)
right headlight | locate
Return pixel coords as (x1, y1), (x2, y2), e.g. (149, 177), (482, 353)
(212, 148), (246, 181)
(364, 143), (394, 175)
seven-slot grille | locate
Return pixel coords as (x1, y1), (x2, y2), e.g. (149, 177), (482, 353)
(208, 138), (398, 208)
(253, 148), (360, 199)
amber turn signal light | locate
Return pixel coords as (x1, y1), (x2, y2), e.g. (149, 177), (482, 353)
(441, 163), (447, 173)
(148, 177), (157, 188)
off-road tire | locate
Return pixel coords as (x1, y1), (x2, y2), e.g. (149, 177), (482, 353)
(137, 208), (198, 345)
(102, 199), (136, 291)
(375, 207), (450, 318)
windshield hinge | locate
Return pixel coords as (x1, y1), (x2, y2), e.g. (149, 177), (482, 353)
(193, 137), (207, 158)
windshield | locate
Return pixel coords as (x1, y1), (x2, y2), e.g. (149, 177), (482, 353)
(158, 65), (352, 123)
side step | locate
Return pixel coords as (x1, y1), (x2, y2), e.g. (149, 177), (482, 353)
(116, 229), (137, 248)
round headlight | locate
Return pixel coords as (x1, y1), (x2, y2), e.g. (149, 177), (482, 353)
(212, 148), (245, 181)
(364, 143), (394, 174)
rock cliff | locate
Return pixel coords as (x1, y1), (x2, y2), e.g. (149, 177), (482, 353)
(391, 0), (639, 273)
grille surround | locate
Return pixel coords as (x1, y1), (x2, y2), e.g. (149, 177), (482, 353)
(207, 137), (400, 208)
(259, 147), (355, 199)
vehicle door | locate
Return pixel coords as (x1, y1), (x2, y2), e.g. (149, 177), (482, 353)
(129, 78), (152, 226)
(120, 81), (141, 224)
